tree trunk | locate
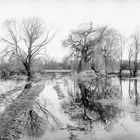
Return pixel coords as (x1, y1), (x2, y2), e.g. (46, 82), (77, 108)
(129, 57), (131, 76)
(133, 42), (138, 76)
(77, 53), (86, 73)
(77, 59), (82, 73)
(133, 53), (137, 76)
(119, 69), (122, 77)
(91, 63), (99, 74)
(133, 60), (137, 76)
(23, 62), (32, 81)
(27, 68), (32, 81)
(119, 54), (123, 76)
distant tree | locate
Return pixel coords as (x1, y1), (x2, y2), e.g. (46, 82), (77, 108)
(132, 30), (140, 76)
(0, 61), (10, 78)
(2, 18), (55, 81)
(43, 58), (59, 70)
(32, 58), (44, 73)
(97, 27), (119, 74)
(118, 34), (125, 75)
(128, 44), (134, 76)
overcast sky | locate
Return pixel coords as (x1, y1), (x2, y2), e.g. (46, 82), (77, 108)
(0, 0), (140, 61)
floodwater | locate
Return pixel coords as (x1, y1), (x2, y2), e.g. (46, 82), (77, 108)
(1, 76), (140, 140)
(0, 79), (25, 113)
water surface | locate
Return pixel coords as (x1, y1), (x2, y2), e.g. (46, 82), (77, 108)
(1, 76), (140, 140)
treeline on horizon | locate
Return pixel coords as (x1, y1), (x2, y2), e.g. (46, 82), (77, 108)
(0, 58), (139, 77)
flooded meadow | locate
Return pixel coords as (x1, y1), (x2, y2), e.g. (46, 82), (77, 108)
(0, 74), (140, 140)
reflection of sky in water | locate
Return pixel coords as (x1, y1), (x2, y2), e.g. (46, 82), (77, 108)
(38, 77), (140, 140)
(121, 78), (140, 100)
(38, 79), (74, 126)
(0, 79), (25, 114)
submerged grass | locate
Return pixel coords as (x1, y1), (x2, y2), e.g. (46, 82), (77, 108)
(53, 84), (65, 99)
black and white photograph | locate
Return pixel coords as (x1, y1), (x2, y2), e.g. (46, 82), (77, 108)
(0, 0), (140, 140)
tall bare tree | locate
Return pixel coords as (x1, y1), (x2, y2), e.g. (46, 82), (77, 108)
(128, 44), (134, 76)
(2, 18), (55, 81)
(97, 27), (119, 74)
(132, 30), (140, 76)
(63, 22), (107, 73)
(118, 34), (125, 75)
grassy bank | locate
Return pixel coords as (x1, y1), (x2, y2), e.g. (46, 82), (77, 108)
(0, 84), (45, 139)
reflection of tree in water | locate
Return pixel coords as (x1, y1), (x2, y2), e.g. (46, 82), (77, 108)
(63, 76), (124, 135)
(85, 102), (122, 124)
(77, 76), (122, 121)
(79, 76), (122, 101)
(128, 79), (140, 106)
(128, 78), (140, 121)
(0, 85), (61, 139)
(134, 79), (139, 106)
(69, 132), (79, 140)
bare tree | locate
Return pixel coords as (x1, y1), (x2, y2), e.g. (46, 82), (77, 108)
(97, 27), (119, 74)
(118, 34), (125, 75)
(128, 44), (134, 76)
(2, 18), (55, 81)
(63, 22), (106, 73)
(132, 30), (140, 76)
